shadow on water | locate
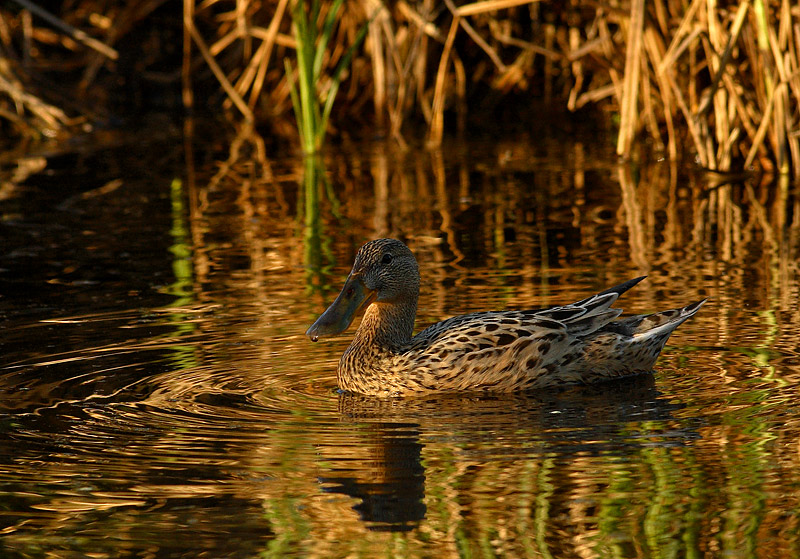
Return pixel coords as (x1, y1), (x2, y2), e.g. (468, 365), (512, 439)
(4, 122), (800, 556)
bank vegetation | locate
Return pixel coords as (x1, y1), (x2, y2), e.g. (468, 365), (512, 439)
(1, 0), (798, 178)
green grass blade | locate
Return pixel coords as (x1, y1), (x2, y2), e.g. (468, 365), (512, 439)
(288, 0), (369, 153)
(291, 2), (318, 153)
(310, 0), (321, 29)
(284, 58), (308, 151)
(314, 0), (343, 80)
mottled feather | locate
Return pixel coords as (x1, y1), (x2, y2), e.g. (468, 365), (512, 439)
(306, 239), (706, 397)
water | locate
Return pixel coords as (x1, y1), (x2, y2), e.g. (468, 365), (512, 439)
(2, 123), (800, 557)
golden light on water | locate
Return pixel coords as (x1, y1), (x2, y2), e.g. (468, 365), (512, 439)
(3, 126), (800, 557)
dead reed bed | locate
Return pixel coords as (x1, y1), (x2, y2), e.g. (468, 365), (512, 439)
(1, 1), (798, 178)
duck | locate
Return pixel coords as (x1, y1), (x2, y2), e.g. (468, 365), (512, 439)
(306, 238), (705, 397)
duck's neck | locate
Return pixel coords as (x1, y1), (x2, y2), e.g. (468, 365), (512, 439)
(338, 298), (417, 394)
(353, 299), (417, 351)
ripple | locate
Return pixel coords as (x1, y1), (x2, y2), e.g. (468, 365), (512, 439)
(7, 138), (800, 555)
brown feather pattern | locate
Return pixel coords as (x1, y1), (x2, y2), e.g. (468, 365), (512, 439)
(307, 239), (706, 397)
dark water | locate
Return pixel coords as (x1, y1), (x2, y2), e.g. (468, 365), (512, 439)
(2, 123), (800, 557)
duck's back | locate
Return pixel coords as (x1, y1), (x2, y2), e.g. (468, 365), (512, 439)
(385, 294), (705, 395)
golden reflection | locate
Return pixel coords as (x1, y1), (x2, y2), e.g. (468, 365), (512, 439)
(9, 128), (800, 557)
(172, 124), (800, 386)
(161, 127), (800, 555)
(616, 163), (649, 271)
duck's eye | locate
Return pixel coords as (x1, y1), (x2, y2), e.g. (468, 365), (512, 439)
(381, 253), (393, 264)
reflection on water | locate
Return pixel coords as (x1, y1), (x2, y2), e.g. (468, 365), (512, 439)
(2, 123), (800, 557)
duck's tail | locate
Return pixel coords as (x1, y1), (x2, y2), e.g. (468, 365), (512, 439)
(626, 299), (707, 340)
(571, 297), (706, 382)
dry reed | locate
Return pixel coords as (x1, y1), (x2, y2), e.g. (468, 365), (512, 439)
(0, 1), (798, 178)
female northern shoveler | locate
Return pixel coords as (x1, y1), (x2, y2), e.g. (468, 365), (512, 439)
(306, 238), (705, 397)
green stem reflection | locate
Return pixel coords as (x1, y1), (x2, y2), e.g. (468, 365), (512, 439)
(164, 177), (198, 370)
(301, 155), (336, 296)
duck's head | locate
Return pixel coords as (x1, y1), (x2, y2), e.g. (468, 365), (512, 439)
(306, 238), (420, 341)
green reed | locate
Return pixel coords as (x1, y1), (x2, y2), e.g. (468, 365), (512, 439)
(285, 0), (367, 154)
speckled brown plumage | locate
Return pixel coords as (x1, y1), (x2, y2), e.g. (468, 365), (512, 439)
(306, 238), (706, 397)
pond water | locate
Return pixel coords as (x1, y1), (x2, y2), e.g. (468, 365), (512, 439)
(2, 120), (800, 558)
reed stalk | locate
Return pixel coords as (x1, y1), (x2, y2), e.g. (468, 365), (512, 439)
(285, 0), (368, 154)
(616, 0), (645, 157)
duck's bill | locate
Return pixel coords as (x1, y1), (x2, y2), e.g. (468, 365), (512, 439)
(306, 276), (376, 341)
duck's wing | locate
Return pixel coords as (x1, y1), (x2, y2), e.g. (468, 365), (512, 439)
(397, 310), (569, 390)
(408, 276), (647, 351)
(394, 277), (649, 391)
(531, 276), (648, 336)
(408, 310), (564, 351)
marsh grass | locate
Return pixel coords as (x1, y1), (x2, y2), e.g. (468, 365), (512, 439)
(285, 0), (368, 154)
(1, 1), (798, 178)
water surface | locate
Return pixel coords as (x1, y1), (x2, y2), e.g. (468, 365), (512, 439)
(2, 125), (800, 557)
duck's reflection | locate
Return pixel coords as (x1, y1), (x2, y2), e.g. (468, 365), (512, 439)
(319, 425), (426, 531)
(322, 374), (693, 531)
